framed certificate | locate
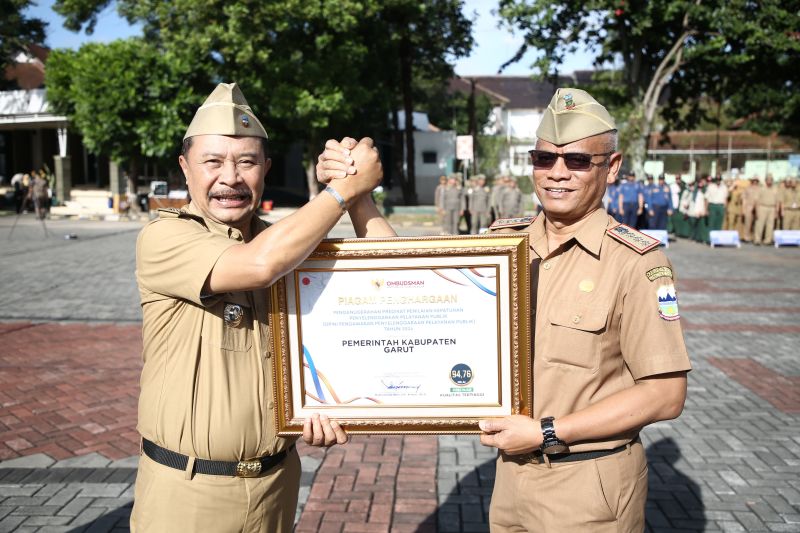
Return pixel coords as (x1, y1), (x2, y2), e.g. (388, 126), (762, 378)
(270, 233), (531, 435)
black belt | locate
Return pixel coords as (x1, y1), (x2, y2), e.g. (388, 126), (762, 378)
(142, 438), (292, 478)
(513, 442), (631, 465)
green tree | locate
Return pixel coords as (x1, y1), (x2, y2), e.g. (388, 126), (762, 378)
(0, 0), (47, 85)
(46, 39), (202, 190)
(53, 0), (474, 204)
(373, 0), (473, 204)
(498, 0), (800, 174)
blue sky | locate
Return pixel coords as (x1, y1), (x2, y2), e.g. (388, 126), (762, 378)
(26, 0), (595, 75)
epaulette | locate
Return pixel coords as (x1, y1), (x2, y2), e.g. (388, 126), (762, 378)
(606, 223), (660, 254)
(157, 207), (182, 218)
(488, 216), (536, 230)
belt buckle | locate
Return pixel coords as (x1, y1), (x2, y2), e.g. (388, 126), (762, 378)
(517, 452), (542, 465)
(236, 459), (262, 478)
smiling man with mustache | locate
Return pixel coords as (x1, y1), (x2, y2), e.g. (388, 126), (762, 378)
(131, 82), (395, 532)
(480, 88), (691, 532)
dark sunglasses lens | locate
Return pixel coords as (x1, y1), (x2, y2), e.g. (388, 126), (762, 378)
(563, 154), (592, 170)
(531, 151), (557, 168)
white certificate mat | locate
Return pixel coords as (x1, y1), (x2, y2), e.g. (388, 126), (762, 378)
(270, 234), (531, 434)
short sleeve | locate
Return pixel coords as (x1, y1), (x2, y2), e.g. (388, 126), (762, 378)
(619, 250), (692, 379)
(136, 218), (237, 305)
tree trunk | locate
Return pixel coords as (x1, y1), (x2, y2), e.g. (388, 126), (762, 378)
(391, 108), (406, 199)
(399, 35), (418, 205)
(630, 2), (700, 176)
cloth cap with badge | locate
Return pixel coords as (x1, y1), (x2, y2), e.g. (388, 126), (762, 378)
(184, 82), (268, 140)
(536, 88), (616, 146)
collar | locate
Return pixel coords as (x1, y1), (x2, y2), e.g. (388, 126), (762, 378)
(185, 201), (264, 242)
(529, 208), (610, 259)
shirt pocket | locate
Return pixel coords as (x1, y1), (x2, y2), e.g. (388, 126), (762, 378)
(220, 295), (253, 352)
(545, 301), (608, 372)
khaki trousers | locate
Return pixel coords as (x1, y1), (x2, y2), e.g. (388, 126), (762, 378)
(742, 206), (755, 240)
(784, 209), (800, 230)
(753, 205), (776, 244)
(131, 448), (301, 533)
(489, 441), (647, 533)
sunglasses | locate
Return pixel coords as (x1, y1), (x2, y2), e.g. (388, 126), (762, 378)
(528, 150), (615, 171)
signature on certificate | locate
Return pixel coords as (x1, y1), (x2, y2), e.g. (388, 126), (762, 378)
(381, 380), (421, 394)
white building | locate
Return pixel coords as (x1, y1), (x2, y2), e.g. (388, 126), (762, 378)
(395, 111), (456, 205)
(450, 73), (595, 178)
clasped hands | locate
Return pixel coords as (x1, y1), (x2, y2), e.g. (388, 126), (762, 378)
(316, 137), (383, 208)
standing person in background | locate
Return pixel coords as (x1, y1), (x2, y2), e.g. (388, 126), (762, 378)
(490, 176), (508, 222)
(29, 170), (50, 220)
(705, 175), (728, 232)
(724, 178), (743, 232)
(498, 178), (523, 218)
(741, 177), (760, 242)
(647, 175), (673, 230)
(668, 176), (684, 235)
(441, 175), (465, 234)
(606, 178), (620, 221)
(639, 174), (655, 229)
(467, 175), (491, 234)
(434, 175), (447, 226)
(753, 175), (780, 245)
(617, 172), (643, 228)
(680, 181), (697, 240)
(689, 176), (710, 243)
(780, 177), (800, 230)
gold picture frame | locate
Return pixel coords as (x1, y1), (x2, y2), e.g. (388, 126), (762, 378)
(270, 233), (531, 435)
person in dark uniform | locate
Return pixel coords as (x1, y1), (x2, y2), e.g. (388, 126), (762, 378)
(647, 175), (673, 230)
(617, 172), (643, 228)
(479, 88), (690, 533)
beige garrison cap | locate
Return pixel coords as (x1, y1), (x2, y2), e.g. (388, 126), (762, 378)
(183, 82), (268, 140)
(536, 88), (616, 146)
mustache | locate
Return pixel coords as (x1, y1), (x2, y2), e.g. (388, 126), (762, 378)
(207, 188), (253, 200)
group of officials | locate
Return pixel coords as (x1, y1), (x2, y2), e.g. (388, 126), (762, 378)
(434, 173), (525, 234)
(596, 169), (799, 246)
(131, 83), (689, 532)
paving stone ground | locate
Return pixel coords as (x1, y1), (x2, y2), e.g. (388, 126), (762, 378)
(1, 212), (799, 532)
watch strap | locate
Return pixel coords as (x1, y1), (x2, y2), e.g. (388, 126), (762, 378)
(540, 416), (569, 454)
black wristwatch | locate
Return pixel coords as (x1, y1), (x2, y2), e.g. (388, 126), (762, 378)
(540, 416), (569, 454)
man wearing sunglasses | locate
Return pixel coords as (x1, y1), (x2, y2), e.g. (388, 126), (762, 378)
(479, 88), (690, 532)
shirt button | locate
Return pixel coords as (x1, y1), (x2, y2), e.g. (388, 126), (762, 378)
(572, 315), (581, 324)
(542, 262), (551, 270)
(268, 401), (274, 410)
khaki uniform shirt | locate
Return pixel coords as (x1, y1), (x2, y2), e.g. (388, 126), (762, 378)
(467, 186), (491, 213)
(135, 203), (295, 461)
(742, 185), (759, 210)
(494, 208), (691, 452)
(781, 187), (800, 210)
(756, 186), (779, 207)
(727, 186), (743, 214)
(441, 185), (465, 210)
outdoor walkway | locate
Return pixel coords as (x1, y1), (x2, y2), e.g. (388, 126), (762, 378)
(0, 213), (799, 532)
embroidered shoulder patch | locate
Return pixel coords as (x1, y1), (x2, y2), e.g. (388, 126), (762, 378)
(657, 284), (680, 321)
(489, 216), (536, 230)
(606, 224), (660, 254)
(646, 266), (673, 282)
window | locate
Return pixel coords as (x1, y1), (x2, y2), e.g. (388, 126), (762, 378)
(422, 151), (437, 164)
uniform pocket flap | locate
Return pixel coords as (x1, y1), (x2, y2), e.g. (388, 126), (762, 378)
(549, 301), (608, 332)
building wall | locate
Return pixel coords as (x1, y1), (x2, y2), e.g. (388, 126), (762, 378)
(407, 130), (456, 204)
